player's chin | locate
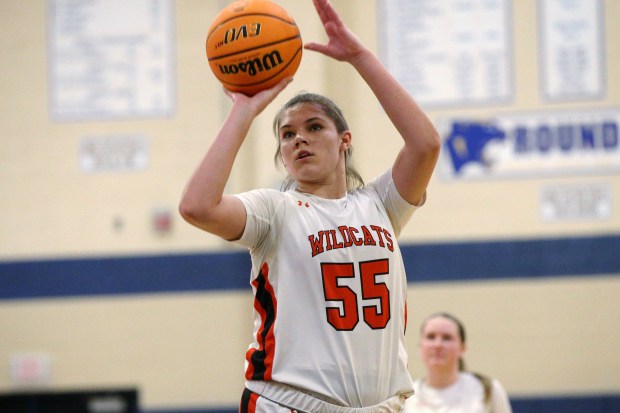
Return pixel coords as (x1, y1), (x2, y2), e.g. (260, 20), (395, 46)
(291, 163), (319, 177)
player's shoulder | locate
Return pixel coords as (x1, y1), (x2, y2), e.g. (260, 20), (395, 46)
(236, 187), (286, 203)
(461, 372), (486, 391)
(349, 169), (404, 213)
(355, 168), (397, 201)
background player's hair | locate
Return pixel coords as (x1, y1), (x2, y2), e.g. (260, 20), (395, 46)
(272, 92), (364, 191)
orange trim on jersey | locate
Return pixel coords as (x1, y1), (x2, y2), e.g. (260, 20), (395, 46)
(404, 301), (408, 334)
(245, 262), (277, 381)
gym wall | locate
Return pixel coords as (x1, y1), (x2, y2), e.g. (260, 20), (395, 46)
(1, 1), (619, 412)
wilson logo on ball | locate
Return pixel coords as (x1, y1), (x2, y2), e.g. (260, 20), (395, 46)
(217, 50), (284, 77)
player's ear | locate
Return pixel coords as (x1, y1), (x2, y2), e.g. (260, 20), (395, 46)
(340, 131), (352, 151)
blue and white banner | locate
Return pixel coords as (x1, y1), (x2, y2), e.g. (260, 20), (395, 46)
(438, 108), (620, 180)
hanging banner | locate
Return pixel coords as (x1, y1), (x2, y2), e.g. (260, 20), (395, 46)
(48, 0), (176, 121)
(539, 0), (605, 100)
(438, 108), (620, 180)
(379, 0), (513, 107)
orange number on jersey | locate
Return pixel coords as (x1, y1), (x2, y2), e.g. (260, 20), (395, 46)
(321, 262), (359, 330)
(360, 259), (390, 329)
(321, 259), (390, 331)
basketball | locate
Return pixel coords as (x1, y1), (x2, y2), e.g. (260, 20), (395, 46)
(206, 0), (303, 96)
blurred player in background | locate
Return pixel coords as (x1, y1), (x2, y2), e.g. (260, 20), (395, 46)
(405, 312), (513, 413)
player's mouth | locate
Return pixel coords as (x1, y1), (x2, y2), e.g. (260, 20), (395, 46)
(296, 150), (312, 160)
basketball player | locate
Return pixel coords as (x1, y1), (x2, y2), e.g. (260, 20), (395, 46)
(405, 313), (513, 413)
(179, 0), (440, 411)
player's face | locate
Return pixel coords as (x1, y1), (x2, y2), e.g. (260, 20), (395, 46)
(277, 103), (351, 187)
(420, 316), (465, 370)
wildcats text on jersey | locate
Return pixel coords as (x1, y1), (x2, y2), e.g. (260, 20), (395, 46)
(308, 225), (394, 257)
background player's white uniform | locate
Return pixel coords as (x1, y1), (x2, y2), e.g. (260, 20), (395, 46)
(405, 372), (513, 413)
(235, 169), (421, 408)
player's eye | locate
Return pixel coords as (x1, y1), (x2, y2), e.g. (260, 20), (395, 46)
(442, 334), (455, 341)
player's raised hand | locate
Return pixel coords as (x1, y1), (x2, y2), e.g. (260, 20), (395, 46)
(224, 76), (293, 117)
(304, 0), (366, 63)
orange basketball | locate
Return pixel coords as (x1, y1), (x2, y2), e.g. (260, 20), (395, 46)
(206, 0), (303, 96)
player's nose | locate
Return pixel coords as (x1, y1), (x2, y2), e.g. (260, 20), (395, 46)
(294, 133), (308, 145)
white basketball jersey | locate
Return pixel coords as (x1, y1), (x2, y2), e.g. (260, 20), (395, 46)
(235, 169), (419, 407)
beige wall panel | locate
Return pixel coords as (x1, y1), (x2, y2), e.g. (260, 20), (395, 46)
(0, 292), (254, 408)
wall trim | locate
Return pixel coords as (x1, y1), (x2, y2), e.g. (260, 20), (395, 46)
(1, 235), (618, 300)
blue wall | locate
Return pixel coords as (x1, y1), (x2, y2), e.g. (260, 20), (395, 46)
(2, 235), (619, 300)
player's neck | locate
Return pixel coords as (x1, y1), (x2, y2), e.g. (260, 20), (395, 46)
(425, 368), (460, 389)
(295, 180), (347, 199)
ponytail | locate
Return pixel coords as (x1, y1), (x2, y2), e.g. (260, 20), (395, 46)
(472, 372), (493, 407)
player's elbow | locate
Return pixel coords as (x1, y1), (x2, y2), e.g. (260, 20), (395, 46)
(428, 128), (442, 153)
(179, 196), (244, 240)
(178, 201), (193, 223)
(419, 128), (441, 162)
(178, 197), (211, 228)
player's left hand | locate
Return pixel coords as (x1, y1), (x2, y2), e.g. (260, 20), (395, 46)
(304, 0), (366, 63)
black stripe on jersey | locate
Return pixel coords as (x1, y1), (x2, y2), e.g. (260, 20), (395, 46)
(249, 267), (276, 380)
(240, 388), (252, 413)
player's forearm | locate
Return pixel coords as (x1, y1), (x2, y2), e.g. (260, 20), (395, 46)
(179, 104), (254, 221)
(351, 49), (440, 153)
(352, 49), (440, 205)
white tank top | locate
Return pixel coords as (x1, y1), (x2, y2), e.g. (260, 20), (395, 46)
(235, 169), (420, 407)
